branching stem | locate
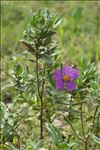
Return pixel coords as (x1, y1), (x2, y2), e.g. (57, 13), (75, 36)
(36, 56), (46, 139)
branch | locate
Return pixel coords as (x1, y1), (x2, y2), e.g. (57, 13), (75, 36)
(80, 103), (85, 138)
(91, 105), (99, 133)
(85, 105), (99, 148)
(64, 116), (85, 143)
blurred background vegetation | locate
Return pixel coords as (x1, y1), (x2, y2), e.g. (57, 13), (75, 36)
(1, 1), (100, 82)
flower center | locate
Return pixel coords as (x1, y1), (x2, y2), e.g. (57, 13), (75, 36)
(63, 75), (70, 81)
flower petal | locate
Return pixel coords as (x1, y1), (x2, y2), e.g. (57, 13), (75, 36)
(69, 68), (79, 79)
(55, 80), (64, 90)
(62, 66), (72, 77)
(53, 69), (62, 80)
(66, 81), (77, 92)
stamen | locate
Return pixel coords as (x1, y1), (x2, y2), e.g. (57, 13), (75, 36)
(63, 75), (70, 81)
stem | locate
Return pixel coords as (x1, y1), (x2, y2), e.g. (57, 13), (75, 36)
(80, 103), (85, 138)
(69, 95), (73, 117)
(40, 96), (43, 139)
(80, 103), (88, 150)
(91, 105), (99, 133)
(17, 135), (21, 150)
(64, 116), (85, 143)
(84, 105), (99, 150)
(36, 57), (40, 98)
(84, 140), (88, 150)
(36, 57), (42, 139)
(19, 91), (39, 109)
(36, 57), (46, 139)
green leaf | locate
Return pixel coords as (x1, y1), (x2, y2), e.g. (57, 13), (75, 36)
(91, 133), (100, 144)
(30, 13), (37, 27)
(1, 83), (14, 91)
(0, 102), (6, 128)
(58, 142), (68, 149)
(15, 64), (22, 76)
(48, 74), (55, 87)
(59, 142), (75, 150)
(44, 8), (50, 20)
(20, 40), (35, 54)
(45, 122), (63, 144)
(40, 54), (52, 65)
(64, 116), (70, 124)
(27, 59), (35, 63)
(53, 16), (62, 29)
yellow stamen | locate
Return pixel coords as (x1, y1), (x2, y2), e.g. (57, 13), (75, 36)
(63, 75), (70, 81)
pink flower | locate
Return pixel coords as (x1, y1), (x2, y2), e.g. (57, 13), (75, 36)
(53, 66), (79, 92)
